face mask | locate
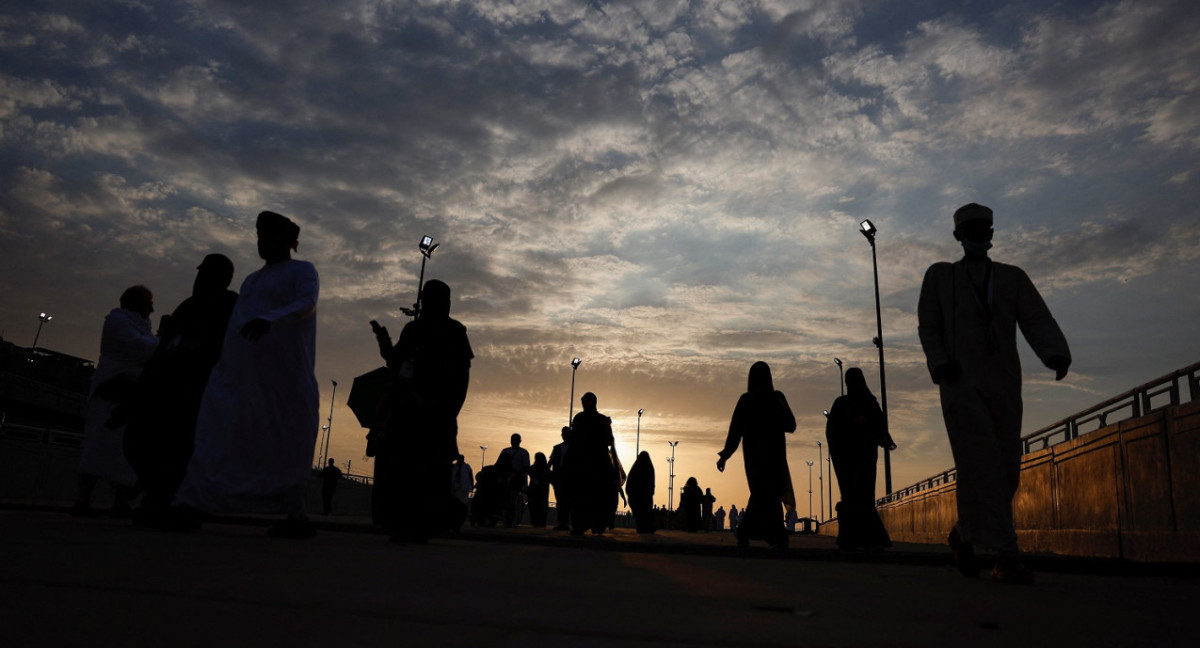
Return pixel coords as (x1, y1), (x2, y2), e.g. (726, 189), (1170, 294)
(961, 239), (992, 258)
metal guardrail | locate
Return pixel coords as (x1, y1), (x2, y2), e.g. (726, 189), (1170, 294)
(877, 361), (1200, 505)
(0, 422), (85, 449)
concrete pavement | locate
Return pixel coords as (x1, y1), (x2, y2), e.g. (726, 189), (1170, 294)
(3, 508), (1198, 647)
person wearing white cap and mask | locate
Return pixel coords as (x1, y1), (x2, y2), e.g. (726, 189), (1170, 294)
(918, 202), (1071, 584)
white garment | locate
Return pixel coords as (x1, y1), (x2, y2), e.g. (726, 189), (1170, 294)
(175, 259), (319, 513)
(78, 308), (158, 484)
(918, 256), (1070, 551)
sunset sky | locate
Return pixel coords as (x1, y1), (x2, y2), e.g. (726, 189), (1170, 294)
(3, 0), (1199, 514)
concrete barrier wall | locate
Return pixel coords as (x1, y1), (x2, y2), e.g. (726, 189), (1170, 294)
(873, 400), (1200, 561)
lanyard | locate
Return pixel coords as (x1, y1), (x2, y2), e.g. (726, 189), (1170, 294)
(962, 258), (993, 321)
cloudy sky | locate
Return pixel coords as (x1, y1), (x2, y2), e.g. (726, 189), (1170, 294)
(3, 0), (1199, 512)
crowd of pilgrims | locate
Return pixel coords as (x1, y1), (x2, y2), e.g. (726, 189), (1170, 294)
(70, 210), (895, 549)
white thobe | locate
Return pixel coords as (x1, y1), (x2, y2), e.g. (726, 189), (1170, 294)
(918, 256), (1070, 551)
(175, 259), (319, 513)
(78, 308), (158, 484)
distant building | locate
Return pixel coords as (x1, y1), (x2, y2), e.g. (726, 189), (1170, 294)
(0, 337), (94, 439)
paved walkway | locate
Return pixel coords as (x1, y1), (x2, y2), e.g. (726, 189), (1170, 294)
(3, 508), (1197, 647)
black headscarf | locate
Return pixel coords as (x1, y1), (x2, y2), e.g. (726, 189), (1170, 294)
(747, 361), (774, 394)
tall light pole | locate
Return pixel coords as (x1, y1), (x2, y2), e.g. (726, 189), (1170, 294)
(321, 379), (337, 469)
(401, 235), (439, 318)
(834, 357), (844, 396)
(860, 218), (893, 494)
(636, 408), (644, 455)
(569, 357), (582, 425)
(667, 441), (679, 512)
(817, 441), (824, 521)
(32, 312), (52, 350)
(827, 455), (834, 519)
(806, 460), (814, 520)
(480, 444), (488, 467)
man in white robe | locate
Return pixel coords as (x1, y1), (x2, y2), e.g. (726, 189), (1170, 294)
(173, 211), (319, 538)
(74, 285), (158, 517)
(918, 202), (1070, 584)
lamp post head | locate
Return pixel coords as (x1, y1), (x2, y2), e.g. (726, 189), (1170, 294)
(823, 409), (829, 417)
(834, 357), (842, 368)
(571, 357), (582, 369)
(418, 235), (439, 258)
(481, 444), (487, 450)
(806, 460), (814, 467)
(859, 219), (876, 244)
(39, 313), (52, 323)
(638, 408), (644, 417)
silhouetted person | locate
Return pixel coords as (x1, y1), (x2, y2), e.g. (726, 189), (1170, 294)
(173, 211), (320, 539)
(499, 433), (530, 527)
(452, 454), (474, 507)
(728, 505), (740, 534)
(607, 452), (627, 531)
(548, 426), (572, 530)
(714, 505), (726, 531)
(918, 202), (1071, 584)
(321, 458), (342, 515)
(567, 392), (621, 535)
(527, 452), (550, 528)
(702, 488), (716, 531)
(370, 279), (473, 544)
(74, 285), (158, 517)
(680, 477), (703, 532)
(124, 254), (237, 525)
(717, 361), (796, 548)
(825, 367), (895, 551)
(625, 451), (656, 534)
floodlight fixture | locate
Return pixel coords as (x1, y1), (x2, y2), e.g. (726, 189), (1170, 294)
(419, 235), (439, 258)
(859, 219), (876, 244)
(572, 357), (582, 369)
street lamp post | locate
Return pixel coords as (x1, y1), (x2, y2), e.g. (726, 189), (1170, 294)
(321, 379), (337, 469)
(827, 455), (834, 518)
(667, 441), (679, 513)
(401, 235), (439, 318)
(817, 441), (824, 521)
(834, 357), (844, 396)
(636, 408), (644, 455)
(569, 357), (582, 425)
(480, 445), (488, 467)
(859, 219), (893, 494)
(32, 312), (52, 350)
(806, 460), (814, 520)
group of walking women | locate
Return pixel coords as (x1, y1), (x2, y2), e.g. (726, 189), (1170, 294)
(716, 361), (894, 550)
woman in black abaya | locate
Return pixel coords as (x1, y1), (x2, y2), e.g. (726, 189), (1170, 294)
(825, 367), (896, 550)
(717, 361), (796, 548)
